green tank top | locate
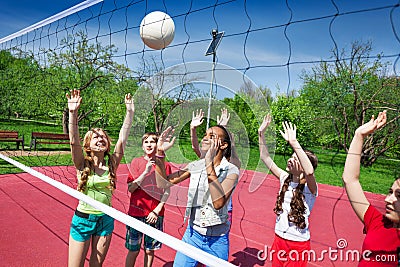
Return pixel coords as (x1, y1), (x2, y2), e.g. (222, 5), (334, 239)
(77, 168), (113, 215)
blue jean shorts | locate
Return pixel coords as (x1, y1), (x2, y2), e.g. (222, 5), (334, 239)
(125, 216), (163, 251)
(70, 210), (114, 242)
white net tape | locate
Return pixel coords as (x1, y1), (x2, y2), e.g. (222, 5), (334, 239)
(0, 153), (237, 267)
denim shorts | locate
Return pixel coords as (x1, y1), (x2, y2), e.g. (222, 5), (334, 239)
(125, 216), (163, 251)
(173, 226), (229, 267)
(70, 210), (114, 242)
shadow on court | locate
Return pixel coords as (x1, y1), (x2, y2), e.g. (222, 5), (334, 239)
(230, 247), (265, 267)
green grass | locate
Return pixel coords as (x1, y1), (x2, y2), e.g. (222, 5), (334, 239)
(1, 119), (396, 195)
(0, 154), (73, 174)
(0, 119), (70, 151)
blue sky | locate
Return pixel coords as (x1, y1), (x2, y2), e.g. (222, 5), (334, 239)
(0, 0), (399, 95)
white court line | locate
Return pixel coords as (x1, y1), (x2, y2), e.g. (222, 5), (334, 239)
(0, 153), (237, 267)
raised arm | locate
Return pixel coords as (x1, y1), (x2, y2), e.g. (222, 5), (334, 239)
(66, 89), (84, 170)
(112, 93), (134, 167)
(205, 138), (238, 210)
(190, 109), (204, 158)
(280, 121), (317, 194)
(217, 108), (241, 169)
(217, 108), (230, 127)
(342, 110), (387, 222)
(154, 127), (190, 188)
(258, 114), (283, 179)
(229, 132), (242, 169)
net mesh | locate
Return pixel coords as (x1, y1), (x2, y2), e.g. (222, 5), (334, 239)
(0, 0), (399, 266)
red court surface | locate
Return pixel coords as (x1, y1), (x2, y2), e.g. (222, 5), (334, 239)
(0, 163), (386, 267)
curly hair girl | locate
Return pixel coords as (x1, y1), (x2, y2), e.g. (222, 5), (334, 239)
(66, 89), (134, 267)
(274, 150), (318, 229)
(77, 128), (117, 192)
(258, 114), (318, 267)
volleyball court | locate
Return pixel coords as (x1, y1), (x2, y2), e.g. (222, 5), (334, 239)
(0, 0), (397, 266)
(0, 155), (385, 266)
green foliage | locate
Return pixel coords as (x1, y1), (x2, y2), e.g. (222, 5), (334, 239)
(223, 93), (271, 145)
(270, 95), (316, 153)
(300, 41), (400, 166)
(0, 50), (43, 118)
(0, 32), (139, 136)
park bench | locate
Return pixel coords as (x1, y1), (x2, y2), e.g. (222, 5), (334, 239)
(0, 130), (24, 150)
(30, 132), (70, 150)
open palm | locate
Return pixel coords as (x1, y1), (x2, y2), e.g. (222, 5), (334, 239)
(191, 109), (204, 128)
(258, 114), (272, 134)
(280, 121), (297, 143)
(66, 89), (82, 112)
(124, 93), (135, 112)
(356, 111), (387, 137)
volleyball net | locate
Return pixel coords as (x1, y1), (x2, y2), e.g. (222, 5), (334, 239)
(0, 0), (399, 266)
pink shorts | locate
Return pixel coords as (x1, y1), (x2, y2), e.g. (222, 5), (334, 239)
(271, 234), (311, 267)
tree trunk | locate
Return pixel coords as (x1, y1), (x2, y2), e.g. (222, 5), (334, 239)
(62, 108), (69, 134)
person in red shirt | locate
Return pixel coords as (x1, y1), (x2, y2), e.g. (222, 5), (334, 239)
(125, 132), (175, 267)
(343, 110), (400, 266)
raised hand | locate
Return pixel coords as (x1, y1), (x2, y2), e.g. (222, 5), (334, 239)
(191, 109), (204, 128)
(217, 108), (230, 127)
(280, 121), (297, 144)
(157, 126), (176, 152)
(355, 110), (387, 138)
(66, 89), (82, 112)
(125, 93), (135, 113)
(258, 114), (272, 135)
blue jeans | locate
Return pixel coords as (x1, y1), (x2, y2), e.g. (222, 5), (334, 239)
(173, 226), (229, 267)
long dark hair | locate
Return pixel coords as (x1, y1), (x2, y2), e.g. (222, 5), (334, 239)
(273, 150), (318, 229)
(213, 125), (232, 160)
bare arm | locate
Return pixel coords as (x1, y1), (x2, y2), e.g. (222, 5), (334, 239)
(205, 138), (239, 210)
(155, 158), (191, 188)
(112, 94), (134, 167)
(145, 187), (171, 224)
(190, 109), (204, 158)
(66, 89), (84, 170)
(342, 111), (387, 222)
(154, 127), (191, 188)
(258, 114), (284, 179)
(128, 159), (154, 193)
(229, 145), (242, 170)
(218, 109), (241, 169)
(280, 121), (317, 194)
(153, 187), (170, 215)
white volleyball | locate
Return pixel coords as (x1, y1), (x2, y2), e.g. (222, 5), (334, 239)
(139, 11), (175, 50)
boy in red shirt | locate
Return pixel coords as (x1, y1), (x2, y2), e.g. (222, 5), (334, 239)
(125, 132), (174, 267)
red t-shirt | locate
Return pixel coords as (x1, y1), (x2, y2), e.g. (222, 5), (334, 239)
(359, 205), (400, 266)
(127, 156), (172, 217)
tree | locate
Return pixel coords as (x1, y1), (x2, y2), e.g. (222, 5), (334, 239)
(134, 56), (201, 132)
(270, 94), (316, 154)
(300, 40), (400, 166)
(45, 31), (135, 133)
(0, 49), (48, 119)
